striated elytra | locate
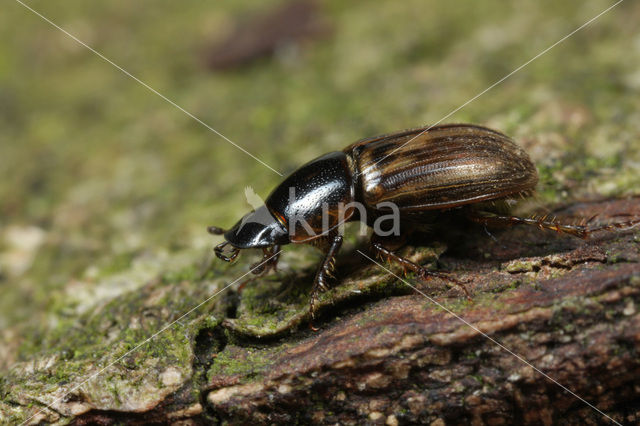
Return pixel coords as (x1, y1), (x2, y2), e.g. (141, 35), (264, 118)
(208, 124), (638, 322)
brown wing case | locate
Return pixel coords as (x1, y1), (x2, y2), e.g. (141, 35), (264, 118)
(347, 124), (538, 211)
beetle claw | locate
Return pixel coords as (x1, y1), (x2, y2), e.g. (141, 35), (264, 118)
(308, 293), (321, 331)
(214, 241), (240, 262)
(421, 271), (472, 300)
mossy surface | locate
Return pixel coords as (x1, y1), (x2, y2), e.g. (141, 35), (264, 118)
(1, 0), (640, 423)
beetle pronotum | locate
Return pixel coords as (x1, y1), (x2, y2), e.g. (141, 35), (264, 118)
(209, 124), (640, 320)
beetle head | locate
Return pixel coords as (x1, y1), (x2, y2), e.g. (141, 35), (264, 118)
(210, 205), (289, 262)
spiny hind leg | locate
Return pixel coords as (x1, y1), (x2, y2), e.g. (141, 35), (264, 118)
(309, 233), (343, 323)
(370, 234), (470, 299)
(467, 210), (640, 239)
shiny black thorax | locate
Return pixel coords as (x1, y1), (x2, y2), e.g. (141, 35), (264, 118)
(265, 151), (356, 243)
(224, 151), (356, 248)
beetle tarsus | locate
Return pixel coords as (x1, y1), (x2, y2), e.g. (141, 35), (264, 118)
(237, 278), (251, 293)
(308, 234), (343, 326)
(214, 241), (240, 262)
(250, 245), (281, 276)
(416, 269), (472, 300)
(232, 246), (283, 293)
(371, 241), (471, 300)
(467, 210), (640, 239)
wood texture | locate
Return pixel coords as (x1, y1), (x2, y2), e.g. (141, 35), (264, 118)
(69, 197), (640, 425)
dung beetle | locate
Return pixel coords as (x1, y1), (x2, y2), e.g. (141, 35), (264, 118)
(209, 124), (639, 318)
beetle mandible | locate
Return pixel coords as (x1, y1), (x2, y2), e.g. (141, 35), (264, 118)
(208, 124), (639, 319)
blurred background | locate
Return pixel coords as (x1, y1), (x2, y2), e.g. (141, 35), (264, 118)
(1, 0), (640, 372)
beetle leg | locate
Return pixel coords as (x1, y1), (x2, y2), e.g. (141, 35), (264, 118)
(309, 234), (343, 322)
(250, 245), (282, 276)
(467, 211), (640, 239)
(371, 241), (471, 300)
(269, 245), (282, 272)
(233, 246), (283, 294)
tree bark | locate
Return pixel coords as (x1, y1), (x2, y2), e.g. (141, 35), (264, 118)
(31, 198), (637, 425)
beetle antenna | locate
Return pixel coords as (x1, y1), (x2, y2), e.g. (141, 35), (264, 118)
(207, 225), (226, 235)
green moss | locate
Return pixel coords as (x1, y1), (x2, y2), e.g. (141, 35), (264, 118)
(98, 252), (136, 277)
(3, 0), (640, 420)
(207, 345), (280, 381)
(162, 265), (203, 283)
(605, 249), (626, 264)
(504, 259), (542, 273)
